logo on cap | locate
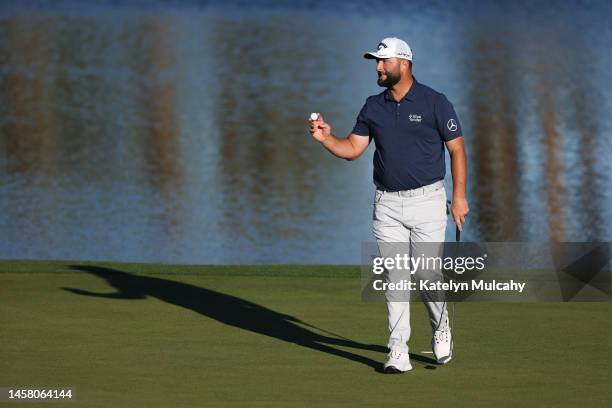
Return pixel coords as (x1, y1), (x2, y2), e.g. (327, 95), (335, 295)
(378, 42), (388, 50)
(447, 119), (458, 132)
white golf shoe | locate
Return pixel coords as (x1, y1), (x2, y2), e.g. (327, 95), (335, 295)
(383, 349), (413, 373)
(432, 320), (453, 364)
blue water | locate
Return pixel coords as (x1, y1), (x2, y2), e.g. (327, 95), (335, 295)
(1, 0), (611, 263)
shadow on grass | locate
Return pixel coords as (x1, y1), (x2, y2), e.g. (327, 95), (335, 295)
(61, 265), (441, 371)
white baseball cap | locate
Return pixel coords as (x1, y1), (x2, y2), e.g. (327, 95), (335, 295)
(364, 37), (413, 61)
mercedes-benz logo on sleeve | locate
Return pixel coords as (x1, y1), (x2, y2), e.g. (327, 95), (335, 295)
(447, 119), (458, 132)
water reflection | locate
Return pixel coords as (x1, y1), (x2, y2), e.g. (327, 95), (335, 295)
(0, 13), (60, 255)
(1, 1), (611, 263)
(1, 14), (56, 178)
(210, 17), (346, 245)
(137, 15), (183, 237)
(566, 47), (605, 241)
(463, 16), (608, 242)
(539, 71), (566, 241)
(465, 32), (521, 241)
(531, 27), (606, 242)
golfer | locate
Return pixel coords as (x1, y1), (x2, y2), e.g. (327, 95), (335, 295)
(309, 37), (469, 373)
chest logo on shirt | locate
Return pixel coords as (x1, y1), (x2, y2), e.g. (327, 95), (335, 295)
(447, 118), (458, 131)
(409, 114), (422, 123)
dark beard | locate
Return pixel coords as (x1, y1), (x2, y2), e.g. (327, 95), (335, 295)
(377, 71), (401, 88)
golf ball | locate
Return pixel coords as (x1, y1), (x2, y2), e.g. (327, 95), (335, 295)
(310, 112), (319, 121)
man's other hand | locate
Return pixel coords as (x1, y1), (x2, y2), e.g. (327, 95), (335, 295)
(451, 196), (469, 231)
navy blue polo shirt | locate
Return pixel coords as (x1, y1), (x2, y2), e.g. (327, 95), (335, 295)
(352, 78), (462, 191)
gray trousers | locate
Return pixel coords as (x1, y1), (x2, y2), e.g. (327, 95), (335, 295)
(372, 180), (449, 354)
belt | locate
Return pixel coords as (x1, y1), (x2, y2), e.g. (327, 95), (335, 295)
(379, 180), (445, 197)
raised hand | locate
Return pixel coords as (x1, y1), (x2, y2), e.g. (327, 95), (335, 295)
(309, 113), (331, 143)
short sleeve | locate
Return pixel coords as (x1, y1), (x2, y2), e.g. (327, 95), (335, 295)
(435, 94), (462, 141)
(351, 103), (370, 137)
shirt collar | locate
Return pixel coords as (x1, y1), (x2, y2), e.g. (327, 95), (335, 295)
(384, 76), (419, 102)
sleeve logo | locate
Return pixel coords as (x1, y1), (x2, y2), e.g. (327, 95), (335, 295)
(447, 118), (458, 132)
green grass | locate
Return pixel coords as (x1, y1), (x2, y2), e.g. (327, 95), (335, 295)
(1, 260), (611, 407)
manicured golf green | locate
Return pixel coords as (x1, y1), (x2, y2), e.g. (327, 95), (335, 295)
(1, 261), (611, 407)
